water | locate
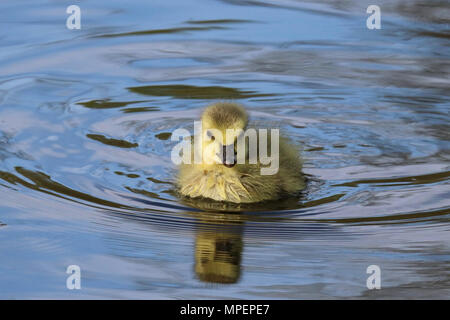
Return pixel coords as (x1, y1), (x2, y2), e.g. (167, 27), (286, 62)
(0, 0), (449, 299)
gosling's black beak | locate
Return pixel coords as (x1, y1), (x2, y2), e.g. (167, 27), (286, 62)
(222, 144), (236, 168)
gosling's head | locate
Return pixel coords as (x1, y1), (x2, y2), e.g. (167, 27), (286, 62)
(199, 102), (248, 168)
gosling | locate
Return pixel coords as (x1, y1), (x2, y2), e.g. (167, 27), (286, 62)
(177, 102), (305, 203)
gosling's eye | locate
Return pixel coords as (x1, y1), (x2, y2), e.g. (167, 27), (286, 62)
(206, 131), (215, 141)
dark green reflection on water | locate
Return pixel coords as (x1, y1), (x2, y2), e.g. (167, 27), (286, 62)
(127, 84), (274, 99)
(121, 106), (160, 113)
(185, 19), (255, 25)
(96, 26), (227, 38)
(86, 134), (138, 148)
(333, 171), (450, 187)
(78, 99), (146, 109)
(155, 132), (172, 141)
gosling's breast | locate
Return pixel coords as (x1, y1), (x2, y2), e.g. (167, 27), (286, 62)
(180, 169), (251, 203)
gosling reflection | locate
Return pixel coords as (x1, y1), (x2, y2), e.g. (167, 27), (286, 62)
(194, 219), (244, 284)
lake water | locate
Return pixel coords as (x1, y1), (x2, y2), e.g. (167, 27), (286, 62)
(0, 0), (449, 299)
